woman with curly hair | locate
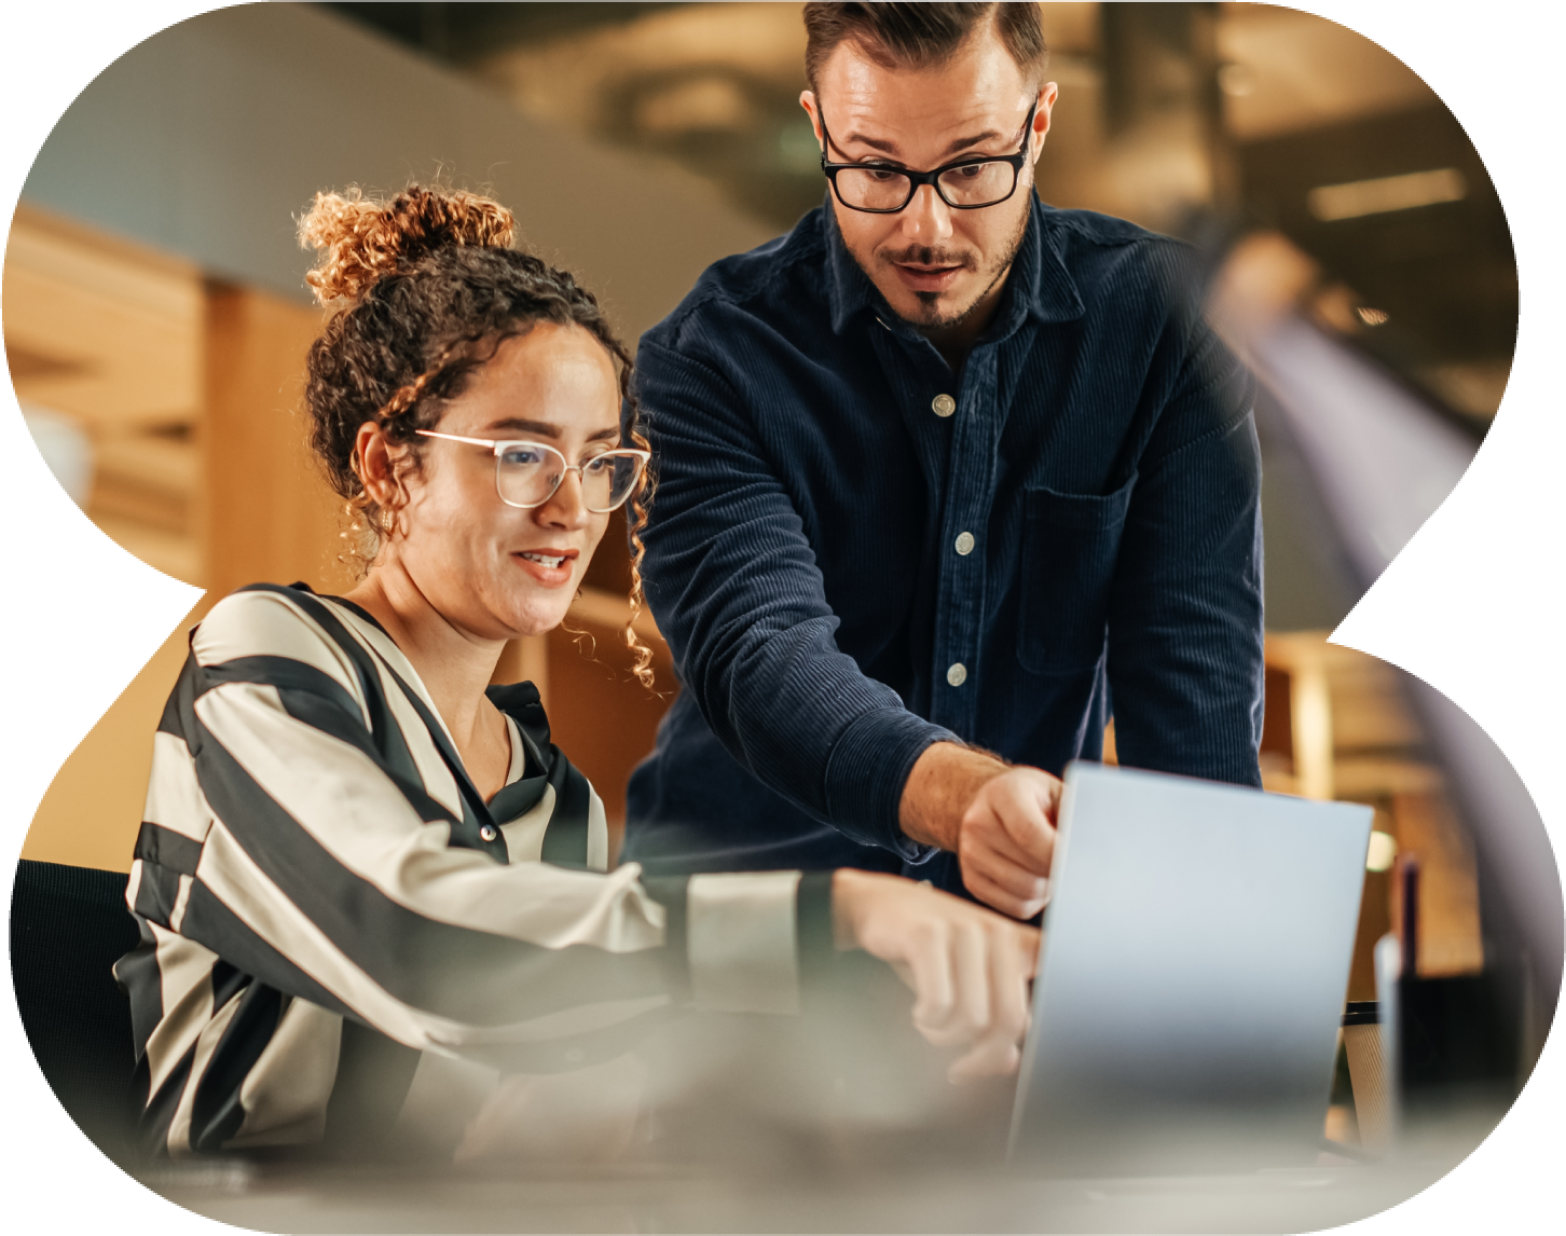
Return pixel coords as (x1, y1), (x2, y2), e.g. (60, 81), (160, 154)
(114, 185), (1037, 1160)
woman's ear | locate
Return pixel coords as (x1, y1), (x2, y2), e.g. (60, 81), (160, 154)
(354, 421), (386, 498)
(354, 421), (409, 522)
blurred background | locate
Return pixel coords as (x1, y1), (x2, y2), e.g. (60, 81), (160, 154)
(342, 0), (1515, 428)
(5, 4), (1549, 1190)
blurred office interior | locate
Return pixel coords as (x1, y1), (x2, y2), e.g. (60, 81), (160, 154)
(4, 4), (1553, 1223)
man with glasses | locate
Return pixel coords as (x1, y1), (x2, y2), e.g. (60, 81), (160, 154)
(621, 3), (1263, 920)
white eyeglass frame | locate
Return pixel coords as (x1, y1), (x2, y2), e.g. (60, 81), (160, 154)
(415, 429), (650, 513)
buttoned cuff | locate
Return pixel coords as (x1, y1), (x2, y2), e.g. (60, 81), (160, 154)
(645, 871), (837, 1015)
(823, 708), (954, 860)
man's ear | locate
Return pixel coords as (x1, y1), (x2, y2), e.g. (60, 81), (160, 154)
(799, 90), (823, 148)
(1031, 83), (1060, 161)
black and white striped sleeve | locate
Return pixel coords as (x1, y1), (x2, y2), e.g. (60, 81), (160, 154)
(127, 588), (821, 1066)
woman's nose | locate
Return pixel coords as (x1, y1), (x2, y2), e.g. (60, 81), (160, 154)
(537, 468), (592, 530)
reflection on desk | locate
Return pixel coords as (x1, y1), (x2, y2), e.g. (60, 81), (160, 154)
(141, 1104), (1506, 1235)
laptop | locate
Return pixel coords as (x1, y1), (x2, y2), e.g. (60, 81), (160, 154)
(1009, 762), (1373, 1176)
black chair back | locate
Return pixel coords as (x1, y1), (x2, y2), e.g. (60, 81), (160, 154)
(10, 859), (140, 1164)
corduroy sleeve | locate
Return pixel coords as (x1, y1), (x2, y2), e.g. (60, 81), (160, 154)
(630, 334), (952, 859)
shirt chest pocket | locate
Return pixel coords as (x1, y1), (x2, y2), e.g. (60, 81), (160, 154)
(1016, 475), (1137, 675)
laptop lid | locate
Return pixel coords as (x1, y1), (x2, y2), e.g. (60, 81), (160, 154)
(1009, 762), (1373, 1176)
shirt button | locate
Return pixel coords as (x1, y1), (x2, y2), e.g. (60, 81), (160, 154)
(932, 393), (956, 418)
(479, 825), (498, 843)
(947, 662), (968, 687)
(954, 531), (975, 556)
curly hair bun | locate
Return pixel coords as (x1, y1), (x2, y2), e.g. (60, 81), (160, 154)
(298, 185), (516, 306)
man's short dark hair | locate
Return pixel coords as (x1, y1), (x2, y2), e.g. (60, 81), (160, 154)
(803, 3), (1049, 97)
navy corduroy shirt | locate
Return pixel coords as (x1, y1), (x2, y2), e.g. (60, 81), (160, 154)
(623, 198), (1264, 894)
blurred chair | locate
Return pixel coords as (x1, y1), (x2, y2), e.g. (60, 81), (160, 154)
(10, 859), (140, 1164)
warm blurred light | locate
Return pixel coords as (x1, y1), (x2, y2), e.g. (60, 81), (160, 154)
(1307, 168), (1468, 222)
(1210, 227), (1480, 616)
(1367, 830), (1398, 872)
(1310, 283), (1364, 336)
(1356, 306), (1390, 327)
(1218, 62), (1256, 97)
(635, 75), (754, 134)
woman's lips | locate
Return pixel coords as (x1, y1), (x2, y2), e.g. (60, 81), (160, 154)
(512, 549), (576, 587)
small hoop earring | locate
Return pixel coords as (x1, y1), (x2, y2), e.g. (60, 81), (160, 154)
(378, 509), (395, 537)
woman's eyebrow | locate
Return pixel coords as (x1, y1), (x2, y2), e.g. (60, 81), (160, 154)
(487, 417), (561, 438)
(485, 418), (621, 444)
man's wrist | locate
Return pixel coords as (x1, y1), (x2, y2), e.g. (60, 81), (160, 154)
(823, 710), (956, 859)
(898, 742), (1010, 851)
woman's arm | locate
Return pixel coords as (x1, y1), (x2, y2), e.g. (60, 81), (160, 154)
(131, 589), (767, 1060)
(131, 587), (1036, 1075)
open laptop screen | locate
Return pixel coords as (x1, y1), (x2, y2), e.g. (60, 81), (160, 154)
(1010, 762), (1372, 1176)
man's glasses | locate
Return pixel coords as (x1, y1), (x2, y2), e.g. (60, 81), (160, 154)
(416, 431), (650, 513)
(818, 98), (1038, 214)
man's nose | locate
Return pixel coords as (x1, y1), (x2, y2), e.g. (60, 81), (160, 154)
(899, 183), (954, 245)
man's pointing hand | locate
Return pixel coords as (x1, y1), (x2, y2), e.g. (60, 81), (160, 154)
(900, 743), (1062, 920)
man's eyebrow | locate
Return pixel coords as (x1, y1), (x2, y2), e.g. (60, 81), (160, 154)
(843, 131), (902, 157)
(840, 128), (1007, 162)
(939, 128), (1006, 159)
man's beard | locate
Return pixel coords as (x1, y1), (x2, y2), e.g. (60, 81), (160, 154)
(854, 192), (1033, 333)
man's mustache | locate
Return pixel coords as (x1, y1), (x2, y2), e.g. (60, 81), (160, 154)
(877, 245), (978, 270)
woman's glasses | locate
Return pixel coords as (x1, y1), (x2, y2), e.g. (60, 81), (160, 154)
(416, 431), (650, 513)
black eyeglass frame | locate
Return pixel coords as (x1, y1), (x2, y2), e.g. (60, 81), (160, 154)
(817, 97), (1040, 214)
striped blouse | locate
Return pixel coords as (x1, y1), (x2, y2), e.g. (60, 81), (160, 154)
(115, 584), (826, 1157)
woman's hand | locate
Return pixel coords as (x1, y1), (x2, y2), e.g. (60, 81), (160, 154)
(831, 868), (1040, 1082)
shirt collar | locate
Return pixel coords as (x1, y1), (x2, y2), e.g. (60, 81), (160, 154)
(825, 195), (1086, 340)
